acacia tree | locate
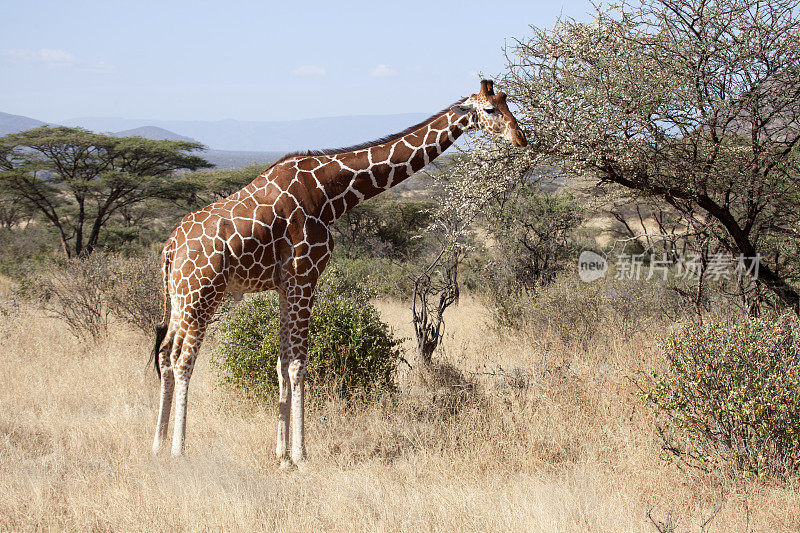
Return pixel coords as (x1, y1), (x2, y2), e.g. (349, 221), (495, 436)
(487, 185), (583, 289)
(0, 126), (210, 257)
(498, 0), (800, 311)
(186, 162), (273, 204)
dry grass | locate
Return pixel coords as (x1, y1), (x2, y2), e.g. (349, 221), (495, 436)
(1, 297), (798, 532)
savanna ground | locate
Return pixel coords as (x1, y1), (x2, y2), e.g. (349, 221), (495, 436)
(1, 287), (798, 532)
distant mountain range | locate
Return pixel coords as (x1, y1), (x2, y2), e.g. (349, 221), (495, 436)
(1, 109), (443, 169)
(0, 111), (50, 135)
(111, 126), (197, 143)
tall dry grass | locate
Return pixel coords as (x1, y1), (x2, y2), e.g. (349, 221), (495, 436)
(1, 294), (798, 531)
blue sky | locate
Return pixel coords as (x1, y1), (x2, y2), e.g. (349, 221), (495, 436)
(1, 0), (594, 122)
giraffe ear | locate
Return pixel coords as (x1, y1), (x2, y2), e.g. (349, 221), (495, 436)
(450, 103), (474, 116)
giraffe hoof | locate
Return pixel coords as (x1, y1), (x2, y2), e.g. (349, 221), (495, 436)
(279, 459), (295, 471)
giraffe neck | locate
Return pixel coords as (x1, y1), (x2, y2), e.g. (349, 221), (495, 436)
(322, 109), (471, 222)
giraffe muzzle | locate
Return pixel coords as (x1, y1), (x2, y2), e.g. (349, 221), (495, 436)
(510, 128), (528, 148)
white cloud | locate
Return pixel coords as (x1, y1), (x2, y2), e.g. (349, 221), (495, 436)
(370, 64), (397, 77)
(1, 48), (76, 67)
(0, 48), (116, 75)
(291, 64), (326, 77)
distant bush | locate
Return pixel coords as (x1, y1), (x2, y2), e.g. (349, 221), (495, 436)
(605, 277), (686, 336)
(0, 226), (62, 278)
(484, 270), (690, 340)
(481, 262), (530, 330)
(99, 253), (163, 335)
(482, 272), (605, 342)
(527, 278), (604, 349)
(642, 314), (800, 478)
(19, 257), (108, 340)
(213, 270), (403, 401)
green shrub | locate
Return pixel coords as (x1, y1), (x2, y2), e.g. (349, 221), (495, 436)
(0, 226), (62, 278)
(642, 314), (800, 478)
(325, 256), (412, 299)
(485, 187), (583, 290)
(213, 276), (403, 401)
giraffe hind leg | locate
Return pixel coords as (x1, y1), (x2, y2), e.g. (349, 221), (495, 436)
(170, 334), (198, 456)
(169, 293), (221, 456)
(152, 321), (179, 454)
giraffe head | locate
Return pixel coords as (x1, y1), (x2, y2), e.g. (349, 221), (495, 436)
(451, 80), (528, 147)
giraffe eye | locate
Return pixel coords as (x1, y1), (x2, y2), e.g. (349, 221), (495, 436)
(484, 108), (497, 115)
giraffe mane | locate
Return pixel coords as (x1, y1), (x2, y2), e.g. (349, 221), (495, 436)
(265, 97), (469, 168)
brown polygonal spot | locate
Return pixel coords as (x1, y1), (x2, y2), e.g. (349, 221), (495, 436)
(370, 163), (391, 185)
(320, 202), (334, 224)
(294, 257), (313, 274)
(286, 177), (311, 203)
(370, 144), (392, 163)
(332, 197), (346, 217)
(316, 161), (343, 183)
(425, 144), (439, 162)
(309, 244), (329, 263)
(297, 157), (317, 171)
(409, 149), (426, 171)
(343, 190), (362, 210)
(391, 142), (413, 163)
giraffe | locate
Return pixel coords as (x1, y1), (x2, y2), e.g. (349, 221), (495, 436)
(151, 80), (527, 465)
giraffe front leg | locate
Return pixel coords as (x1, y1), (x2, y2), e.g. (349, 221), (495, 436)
(276, 355), (291, 467)
(289, 356), (307, 465)
(283, 286), (312, 467)
(275, 356), (291, 468)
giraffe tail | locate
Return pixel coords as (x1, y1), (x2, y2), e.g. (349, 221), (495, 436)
(151, 247), (173, 380)
(153, 322), (168, 380)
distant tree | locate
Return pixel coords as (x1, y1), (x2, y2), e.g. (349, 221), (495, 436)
(494, 0), (800, 311)
(186, 162), (274, 204)
(487, 185), (582, 289)
(0, 195), (33, 229)
(332, 196), (434, 260)
(0, 127), (210, 257)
